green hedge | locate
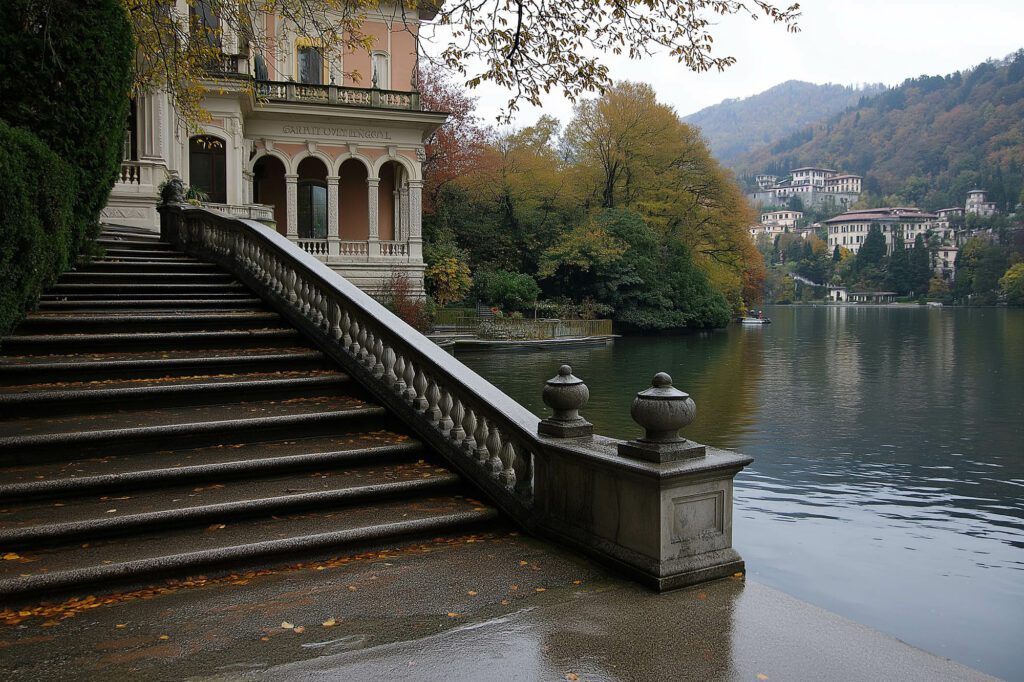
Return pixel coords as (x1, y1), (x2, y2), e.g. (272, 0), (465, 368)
(0, 0), (134, 250)
(0, 121), (77, 337)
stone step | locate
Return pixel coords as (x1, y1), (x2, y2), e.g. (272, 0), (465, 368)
(14, 311), (284, 334)
(0, 328), (303, 353)
(58, 271), (236, 285)
(46, 282), (249, 295)
(0, 350), (328, 385)
(99, 247), (192, 259)
(94, 238), (173, 251)
(34, 297), (267, 311)
(0, 374), (355, 417)
(0, 432), (421, 500)
(0, 403), (388, 463)
(39, 290), (255, 301)
(75, 260), (221, 273)
(0, 459), (461, 546)
(0, 495), (497, 600)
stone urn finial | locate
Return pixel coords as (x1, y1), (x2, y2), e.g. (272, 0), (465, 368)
(538, 365), (593, 438)
(618, 372), (706, 462)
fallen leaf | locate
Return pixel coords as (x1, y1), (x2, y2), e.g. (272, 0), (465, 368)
(697, 592), (707, 600)
(518, 560), (528, 566)
(757, 675), (769, 680)
(566, 674), (580, 681)
(322, 618), (338, 627)
(446, 612), (459, 618)
(281, 621), (295, 629)
(293, 626), (305, 634)
(106, 509), (117, 514)
(159, 635), (169, 641)
(572, 580), (582, 585)
(115, 623), (126, 629)
(467, 591), (478, 597)
(500, 599), (510, 605)
(3, 553), (20, 561)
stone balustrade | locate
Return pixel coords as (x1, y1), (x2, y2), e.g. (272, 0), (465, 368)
(255, 80), (420, 111)
(157, 199), (754, 591)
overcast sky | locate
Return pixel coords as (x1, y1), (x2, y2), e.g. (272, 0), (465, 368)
(449, 0), (1024, 125)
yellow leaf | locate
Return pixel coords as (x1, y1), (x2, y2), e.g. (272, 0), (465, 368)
(757, 675), (769, 680)
(3, 553), (20, 561)
(322, 618), (337, 627)
(446, 612), (459, 618)
(281, 621), (294, 629)
(159, 635), (170, 641)
(535, 587), (546, 593)
(566, 674), (580, 681)
(115, 623), (126, 629)
(467, 591), (478, 596)
(293, 626), (305, 634)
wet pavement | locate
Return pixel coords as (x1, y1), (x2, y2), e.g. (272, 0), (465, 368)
(0, 528), (991, 681)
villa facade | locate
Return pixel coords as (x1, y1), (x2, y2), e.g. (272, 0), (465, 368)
(104, 1), (447, 295)
(748, 166), (863, 209)
(824, 207), (937, 254)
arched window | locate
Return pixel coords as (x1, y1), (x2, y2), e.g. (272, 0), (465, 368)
(189, 135), (226, 203)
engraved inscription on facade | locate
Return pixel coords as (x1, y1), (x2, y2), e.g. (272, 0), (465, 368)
(282, 125), (392, 140)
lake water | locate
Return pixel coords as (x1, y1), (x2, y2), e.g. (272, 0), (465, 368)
(456, 305), (1024, 680)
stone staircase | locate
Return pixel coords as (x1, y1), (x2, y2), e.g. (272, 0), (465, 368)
(0, 226), (498, 601)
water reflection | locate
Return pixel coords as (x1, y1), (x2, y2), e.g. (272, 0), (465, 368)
(457, 306), (1024, 679)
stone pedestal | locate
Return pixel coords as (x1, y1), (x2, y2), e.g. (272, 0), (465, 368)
(535, 435), (752, 590)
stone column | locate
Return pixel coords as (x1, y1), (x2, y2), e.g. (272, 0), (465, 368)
(393, 188), (401, 242)
(367, 177), (380, 257)
(285, 173), (298, 239)
(399, 184), (410, 245)
(327, 175), (340, 257)
(408, 180), (423, 262)
(242, 170), (254, 205)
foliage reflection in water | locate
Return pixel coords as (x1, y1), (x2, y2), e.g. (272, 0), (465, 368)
(456, 305), (1024, 680)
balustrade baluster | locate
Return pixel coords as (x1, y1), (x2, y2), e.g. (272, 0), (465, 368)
(514, 447), (533, 499)
(393, 355), (407, 394)
(330, 303), (342, 340)
(449, 398), (466, 443)
(356, 324), (368, 363)
(340, 310), (353, 351)
(474, 415), (490, 464)
(403, 361), (417, 404)
(382, 347), (397, 386)
(500, 441), (517, 490)
(438, 391), (454, 435)
(372, 336), (386, 378)
(425, 379), (441, 423)
(461, 408), (477, 455)
(486, 425), (504, 477)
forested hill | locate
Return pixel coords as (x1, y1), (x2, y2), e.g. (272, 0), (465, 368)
(736, 51), (1024, 211)
(683, 80), (883, 165)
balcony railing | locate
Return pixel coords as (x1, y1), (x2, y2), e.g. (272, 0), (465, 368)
(256, 80), (420, 111)
(203, 202), (275, 223)
(112, 160), (165, 189)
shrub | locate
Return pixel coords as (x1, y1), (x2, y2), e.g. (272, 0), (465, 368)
(474, 270), (541, 312)
(0, 121), (77, 337)
(0, 0), (134, 249)
(378, 271), (433, 332)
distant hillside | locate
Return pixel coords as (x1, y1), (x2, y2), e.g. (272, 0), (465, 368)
(683, 80), (884, 165)
(737, 51), (1024, 211)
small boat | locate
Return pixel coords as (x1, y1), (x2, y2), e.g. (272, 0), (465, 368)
(739, 316), (771, 325)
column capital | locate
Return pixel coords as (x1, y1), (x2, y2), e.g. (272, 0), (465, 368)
(407, 179), (424, 189)
(326, 175), (340, 182)
(285, 173), (299, 181)
(367, 177), (381, 187)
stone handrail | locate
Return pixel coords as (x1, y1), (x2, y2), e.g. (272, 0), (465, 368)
(158, 203), (754, 591)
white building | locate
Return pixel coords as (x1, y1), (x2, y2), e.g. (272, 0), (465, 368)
(965, 189), (998, 217)
(748, 166), (862, 210)
(760, 210), (803, 228)
(824, 207), (937, 254)
(104, 1), (447, 295)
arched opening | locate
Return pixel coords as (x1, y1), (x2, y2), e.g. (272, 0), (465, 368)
(339, 159), (368, 240)
(253, 155), (287, 235)
(297, 157), (328, 239)
(377, 161), (402, 241)
(189, 135), (226, 203)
